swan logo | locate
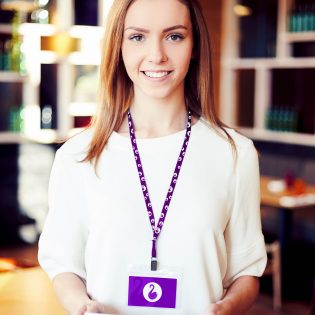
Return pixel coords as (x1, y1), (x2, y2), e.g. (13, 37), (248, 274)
(128, 276), (177, 308)
(143, 282), (162, 302)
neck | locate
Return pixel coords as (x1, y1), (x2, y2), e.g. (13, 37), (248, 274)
(129, 95), (187, 138)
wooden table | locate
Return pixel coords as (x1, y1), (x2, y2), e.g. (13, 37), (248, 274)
(261, 176), (315, 250)
(260, 176), (315, 297)
(261, 176), (315, 208)
(0, 267), (67, 315)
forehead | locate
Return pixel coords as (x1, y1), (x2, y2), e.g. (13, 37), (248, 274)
(124, 0), (191, 29)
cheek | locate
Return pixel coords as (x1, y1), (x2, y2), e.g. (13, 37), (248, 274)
(122, 46), (140, 71)
(177, 49), (193, 73)
(172, 41), (193, 63)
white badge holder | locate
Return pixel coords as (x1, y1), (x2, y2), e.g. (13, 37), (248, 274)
(126, 264), (183, 311)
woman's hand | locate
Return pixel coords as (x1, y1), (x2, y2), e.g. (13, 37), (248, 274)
(206, 300), (232, 315)
(73, 299), (108, 315)
(72, 298), (121, 315)
(207, 276), (260, 315)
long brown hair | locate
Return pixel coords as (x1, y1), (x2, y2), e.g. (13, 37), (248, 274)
(84, 0), (236, 167)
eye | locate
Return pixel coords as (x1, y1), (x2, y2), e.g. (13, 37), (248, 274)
(167, 33), (184, 42)
(129, 34), (144, 42)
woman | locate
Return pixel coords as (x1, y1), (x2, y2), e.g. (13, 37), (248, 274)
(38, 0), (267, 314)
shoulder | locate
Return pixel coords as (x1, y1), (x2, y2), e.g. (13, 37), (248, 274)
(196, 117), (255, 155)
(56, 128), (94, 161)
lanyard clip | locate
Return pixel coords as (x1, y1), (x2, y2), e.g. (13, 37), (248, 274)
(151, 257), (157, 271)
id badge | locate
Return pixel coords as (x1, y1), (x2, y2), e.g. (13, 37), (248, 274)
(127, 265), (182, 309)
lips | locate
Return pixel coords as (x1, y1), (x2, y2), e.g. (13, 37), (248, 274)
(142, 71), (172, 78)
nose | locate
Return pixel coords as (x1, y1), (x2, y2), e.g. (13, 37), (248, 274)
(147, 39), (167, 64)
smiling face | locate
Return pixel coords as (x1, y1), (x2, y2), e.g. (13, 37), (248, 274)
(121, 0), (193, 102)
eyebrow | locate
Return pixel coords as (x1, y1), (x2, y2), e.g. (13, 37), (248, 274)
(124, 25), (188, 33)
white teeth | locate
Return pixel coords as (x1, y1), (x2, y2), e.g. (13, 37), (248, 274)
(144, 71), (169, 78)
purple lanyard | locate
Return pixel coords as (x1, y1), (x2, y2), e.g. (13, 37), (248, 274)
(127, 110), (192, 271)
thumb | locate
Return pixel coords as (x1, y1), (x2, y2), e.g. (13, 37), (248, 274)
(73, 304), (87, 315)
(86, 300), (106, 313)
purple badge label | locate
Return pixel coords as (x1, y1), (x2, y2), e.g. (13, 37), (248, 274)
(128, 276), (177, 308)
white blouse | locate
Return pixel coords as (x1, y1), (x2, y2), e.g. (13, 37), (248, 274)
(38, 118), (267, 315)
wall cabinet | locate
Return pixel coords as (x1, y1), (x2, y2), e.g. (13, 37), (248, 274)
(0, 0), (114, 144)
(220, 0), (315, 146)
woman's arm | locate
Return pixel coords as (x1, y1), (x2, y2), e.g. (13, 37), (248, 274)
(207, 275), (259, 315)
(53, 272), (107, 315)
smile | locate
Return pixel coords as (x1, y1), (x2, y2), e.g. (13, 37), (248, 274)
(142, 71), (172, 78)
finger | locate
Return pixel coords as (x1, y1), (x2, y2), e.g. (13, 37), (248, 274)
(86, 302), (102, 312)
(207, 304), (219, 315)
(76, 304), (87, 315)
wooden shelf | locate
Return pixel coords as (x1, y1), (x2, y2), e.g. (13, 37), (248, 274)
(0, 23), (57, 36)
(39, 51), (60, 64)
(220, 0), (315, 146)
(238, 128), (315, 147)
(68, 52), (101, 65)
(0, 72), (26, 83)
(69, 102), (96, 117)
(69, 25), (104, 38)
(223, 58), (315, 69)
(0, 129), (90, 144)
(19, 23), (57, 36)
(0, 130), (58, 144)
(283, 31), (315, 43)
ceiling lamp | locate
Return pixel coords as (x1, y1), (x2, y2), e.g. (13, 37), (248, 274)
(233, 4), (252, 17)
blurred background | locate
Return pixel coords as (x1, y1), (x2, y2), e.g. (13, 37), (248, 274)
(0, 0), (314, 314)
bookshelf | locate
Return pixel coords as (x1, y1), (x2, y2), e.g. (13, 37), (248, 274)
(220, 0), (315, 147)
(0, 0), (112, 144)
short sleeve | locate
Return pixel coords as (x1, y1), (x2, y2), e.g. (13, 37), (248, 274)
(223, 141), (267, 288)
(38, 149), (88, 280)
